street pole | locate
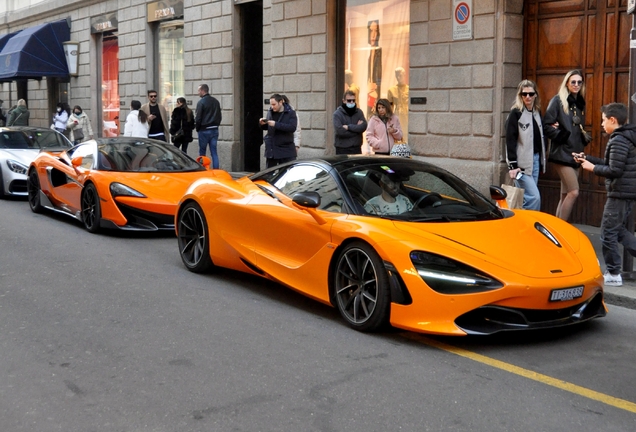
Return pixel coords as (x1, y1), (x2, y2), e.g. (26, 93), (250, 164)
(625, 2), (636, 278)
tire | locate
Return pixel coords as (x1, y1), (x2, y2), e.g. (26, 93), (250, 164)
(333, 241), (391, 332)
(27, 169), (44, 213)
(177, 201), (214, 273)
(81, 183), (102, 233)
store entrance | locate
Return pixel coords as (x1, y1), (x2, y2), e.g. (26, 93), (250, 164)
(240, 1), (263, 172)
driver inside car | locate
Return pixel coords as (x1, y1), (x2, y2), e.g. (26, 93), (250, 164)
(364, 174), (413, 215)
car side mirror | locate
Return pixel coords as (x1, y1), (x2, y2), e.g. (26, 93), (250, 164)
(71, 156), (83, 168)
(490, 185), (508, 208)
(292, 191), (321, 208)
(196, 156), (212, 169)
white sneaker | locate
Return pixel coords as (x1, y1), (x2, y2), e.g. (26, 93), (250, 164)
(604, 272), (623, 287)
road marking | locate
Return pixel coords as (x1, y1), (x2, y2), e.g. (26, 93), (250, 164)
(403, 333), (636, 414)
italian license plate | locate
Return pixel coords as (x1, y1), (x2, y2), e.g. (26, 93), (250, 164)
(549, 286), (584, 302)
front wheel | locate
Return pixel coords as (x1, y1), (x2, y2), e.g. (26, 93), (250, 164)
(27, 169), (44, 213)
(333, 241), (390, 332)
(177, 202), (214, 273)
(81, 183), (102, 233)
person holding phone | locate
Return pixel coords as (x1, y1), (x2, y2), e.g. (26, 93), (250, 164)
(575, 103), (636, 287)
(504, 80), (546, 210)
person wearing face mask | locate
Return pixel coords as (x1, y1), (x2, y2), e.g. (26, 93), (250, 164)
(333, 90), (367, 155)
(67, 105), (94, 145)
(53, 102), (70, 135)
(543, 69), (589, 221)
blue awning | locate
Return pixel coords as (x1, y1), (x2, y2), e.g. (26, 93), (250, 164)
(0, 20), (71, 82)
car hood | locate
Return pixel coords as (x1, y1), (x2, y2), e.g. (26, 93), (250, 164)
(392, 211), (584, 278)
(107, 170), (218, 200)
(0, 148), (38, 166)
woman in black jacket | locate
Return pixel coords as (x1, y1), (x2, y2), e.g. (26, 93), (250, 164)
(169, 97), (194, 153)
(543, 69), (589, 221)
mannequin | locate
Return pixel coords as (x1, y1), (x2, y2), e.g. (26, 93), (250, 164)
(387, 67), (409, 134)
(367, 19), (382, 118)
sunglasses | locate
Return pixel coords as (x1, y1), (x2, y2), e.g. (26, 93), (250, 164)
(345, 99), (355, 102)
(520, 92), (536, 97)
(149, 95), (158, 98)
(570, 80), (583, 85)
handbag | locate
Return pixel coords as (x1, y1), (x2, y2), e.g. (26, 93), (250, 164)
(74, 127), (84, 141)
(500, 178), (524, 209)
(172, 128), (184, 144)
(390, 140), (411, 158)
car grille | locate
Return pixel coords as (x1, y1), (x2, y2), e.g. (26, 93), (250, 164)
(454, 291), (606, 335)
(9, 179), (27, 194)
(115, 202), (175, 231)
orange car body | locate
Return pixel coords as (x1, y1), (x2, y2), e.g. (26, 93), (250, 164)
(28, 138), (226, 231)
(176, 157), (606, 336)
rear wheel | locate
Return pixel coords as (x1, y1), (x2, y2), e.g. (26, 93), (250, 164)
(81, 183), (101, 233)
(177, 202), (214, 273)
(333, 241), (391, 332)
(27, 169), (44, 213)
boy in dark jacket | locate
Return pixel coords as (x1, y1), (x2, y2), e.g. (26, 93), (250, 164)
(576, 103), (636, 286)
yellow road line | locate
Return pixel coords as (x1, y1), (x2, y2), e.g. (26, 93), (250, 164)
(403, 333), (636, 414)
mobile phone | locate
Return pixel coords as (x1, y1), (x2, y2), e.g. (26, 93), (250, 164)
(515, 171), (523, 180)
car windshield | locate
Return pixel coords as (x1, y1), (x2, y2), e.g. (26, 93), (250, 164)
(335, 159), (504, 222)
(0, 130), (71, 150)
(96, 140), (205, 172)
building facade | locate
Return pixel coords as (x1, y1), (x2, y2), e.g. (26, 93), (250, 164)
(0, 0), (630, 226)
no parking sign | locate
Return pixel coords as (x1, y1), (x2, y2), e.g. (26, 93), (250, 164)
(453, 0), (473, 40)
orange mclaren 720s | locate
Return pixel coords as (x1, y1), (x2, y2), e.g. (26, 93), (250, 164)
(175, 156), (606, 336)
(27, 137), (222, 233)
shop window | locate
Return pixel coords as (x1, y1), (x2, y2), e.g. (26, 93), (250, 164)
(102, 34), (120, 137)
(158, 21), (184, 116)
(344, 0), (410, 132)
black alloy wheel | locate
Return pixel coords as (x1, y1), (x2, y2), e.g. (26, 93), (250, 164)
(177, 202), (214, 273)
(81, 183), (101, 233)
(333, 241), (390, 332)
(27, 169), (44, 213)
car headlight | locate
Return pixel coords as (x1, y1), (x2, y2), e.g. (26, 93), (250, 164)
(110, 182), (146, 198)
(6, 159), (28, 175)
(410, 251), (503, 294)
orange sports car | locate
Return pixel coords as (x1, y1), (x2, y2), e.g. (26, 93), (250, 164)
(175, 156), (606, 336)
(27, 137), (222, 233)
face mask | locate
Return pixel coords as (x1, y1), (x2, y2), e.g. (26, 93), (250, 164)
(346, 102), (356, 109)
(74, 111), (81, 115)
(57, 108), (62, 112)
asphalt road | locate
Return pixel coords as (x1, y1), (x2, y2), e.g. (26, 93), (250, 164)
(1, 197), (635, 431)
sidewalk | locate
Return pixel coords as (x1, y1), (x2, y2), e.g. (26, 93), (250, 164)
(574, 224), (636, 310)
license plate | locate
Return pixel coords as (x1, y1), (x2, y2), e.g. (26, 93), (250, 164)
(549, 286), (584, 302)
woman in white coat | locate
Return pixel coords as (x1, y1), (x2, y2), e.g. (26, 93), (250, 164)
(124, 100), (150, 138)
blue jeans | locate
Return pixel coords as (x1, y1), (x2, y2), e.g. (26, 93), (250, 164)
(515, 153), (541, 211)
(600, 198), (636, 275)
(198, 128), (219, 168)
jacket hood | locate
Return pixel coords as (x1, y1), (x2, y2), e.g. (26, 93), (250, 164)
(14, 105), (28, 113)
(613, 124), (636, 145)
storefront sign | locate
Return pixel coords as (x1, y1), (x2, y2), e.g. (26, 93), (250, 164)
(147, 0), (184, 23)
(91, 13), (118, 34)
(452, 0), (473, 41)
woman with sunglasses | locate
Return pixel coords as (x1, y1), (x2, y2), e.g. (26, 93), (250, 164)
(543, 69), (589, 221)
(505, 80), (546, 210)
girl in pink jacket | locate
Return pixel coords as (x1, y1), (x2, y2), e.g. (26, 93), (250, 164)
(366, 98), (403, 155)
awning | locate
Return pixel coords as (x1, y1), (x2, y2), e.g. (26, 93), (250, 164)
(0, 19), (71, 82)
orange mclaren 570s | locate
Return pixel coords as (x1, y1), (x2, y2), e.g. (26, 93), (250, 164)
(27, 137), (222, 233)
(175, 156), (606, 336)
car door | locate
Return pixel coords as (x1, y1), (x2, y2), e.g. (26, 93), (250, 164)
(48, 143), (95, 214)
(248, 163), (346, 302)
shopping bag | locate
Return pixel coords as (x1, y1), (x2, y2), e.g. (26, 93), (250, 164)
(500, 181), (524, 209)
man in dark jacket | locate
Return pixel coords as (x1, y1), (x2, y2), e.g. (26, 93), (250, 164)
(333, 90), (367, 154)
(577, 103), (636, 286)
(195, 84), (222, 168)
(259, 94), (297, 168)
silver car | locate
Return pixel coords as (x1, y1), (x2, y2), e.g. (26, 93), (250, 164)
(0, 127), (73, 197)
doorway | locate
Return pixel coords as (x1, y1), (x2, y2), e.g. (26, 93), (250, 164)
(524, 1), (630, 226)
(240, 1), (263, 172)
